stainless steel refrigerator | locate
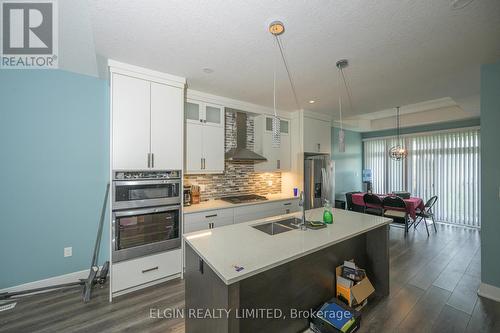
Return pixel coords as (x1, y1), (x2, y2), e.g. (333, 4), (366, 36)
(304, 154), (334, 210)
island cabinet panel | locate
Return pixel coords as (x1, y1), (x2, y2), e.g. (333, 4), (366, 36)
(184, 224), (389, 333)
(185, 244), (240, 333)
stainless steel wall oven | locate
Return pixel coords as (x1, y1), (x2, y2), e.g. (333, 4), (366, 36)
(112, 170), (182, 262)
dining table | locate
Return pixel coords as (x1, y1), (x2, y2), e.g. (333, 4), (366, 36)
(351, 192), (424, 220)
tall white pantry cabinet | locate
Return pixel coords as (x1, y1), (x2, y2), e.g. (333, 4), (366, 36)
(108, 61), (186, 300)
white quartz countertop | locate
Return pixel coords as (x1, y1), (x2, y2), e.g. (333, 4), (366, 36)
(183, 193), (298, 214)
(183, 208), (391, 285)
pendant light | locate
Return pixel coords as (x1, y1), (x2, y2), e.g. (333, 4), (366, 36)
(271, 36), (280, 148)
(389, 106), (408, 161)
(336, 59), (352, 153)
(269, 20), (301, 148)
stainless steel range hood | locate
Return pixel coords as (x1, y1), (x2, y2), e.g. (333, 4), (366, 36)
(225, 112), (267, 162)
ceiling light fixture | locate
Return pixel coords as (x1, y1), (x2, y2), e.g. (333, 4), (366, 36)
(336, 59), (352, 153)
(202, 68), (214, 74)
(389, 106), (408, 161)
(450, 0), (475, 10)
(309, 100), (315, 104)
(268, 20), (301, 148)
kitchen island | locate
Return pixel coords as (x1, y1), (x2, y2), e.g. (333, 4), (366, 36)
(183, 208), (391, 333)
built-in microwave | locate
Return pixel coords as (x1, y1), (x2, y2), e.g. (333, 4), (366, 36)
(112, 170), (181, 210)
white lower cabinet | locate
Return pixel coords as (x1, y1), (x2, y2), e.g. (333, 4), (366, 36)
(183, 199), (300, 233)
(183, 208), (234, 233)
(111, 249), (182, 294)
(233, 199), (300, 224)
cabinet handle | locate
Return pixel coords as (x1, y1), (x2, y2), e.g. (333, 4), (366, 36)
(147, 153), (151, 168)
(317, 143), (321, 152)
(203, 158), (206, 170)
(199, 259), (204, 274)
(283, 202), (292, 206)
(201, 158), (203, 169)
(142, 266), (159, 273)
(277, 159), (280, 169)
(200, 119), (203, 123)
(205, 214), (217, 218)
(151, 153), (154, 168)
(286, 209), (290, 214)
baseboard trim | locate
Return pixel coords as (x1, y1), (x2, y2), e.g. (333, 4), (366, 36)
(0, 268), (98, 296)
(478, 282), (500, 302)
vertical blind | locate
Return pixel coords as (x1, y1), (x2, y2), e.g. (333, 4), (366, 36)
(363, 128), (480, 227)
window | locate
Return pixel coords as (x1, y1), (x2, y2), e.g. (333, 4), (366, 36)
(363, 128), (480, 227)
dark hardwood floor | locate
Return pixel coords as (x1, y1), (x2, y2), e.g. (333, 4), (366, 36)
(1, 223), (499, 333)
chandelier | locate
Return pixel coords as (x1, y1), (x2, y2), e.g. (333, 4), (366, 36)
(389, 106), (408, 161)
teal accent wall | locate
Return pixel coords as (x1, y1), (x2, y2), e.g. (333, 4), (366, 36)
(331, 127), (363, 201)
(0, 70), (109, 289)
(480, 62), (500, 288)
(361, 117), (480, 139)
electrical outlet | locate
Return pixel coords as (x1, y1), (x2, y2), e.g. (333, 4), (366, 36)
(64, 247), (72, 257)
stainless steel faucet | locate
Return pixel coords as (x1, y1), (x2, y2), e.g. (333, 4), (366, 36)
(298, 191), (307, 231)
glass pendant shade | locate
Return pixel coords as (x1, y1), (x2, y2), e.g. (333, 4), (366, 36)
(271, 115), (281, 148)
(338, 129), (346, 153)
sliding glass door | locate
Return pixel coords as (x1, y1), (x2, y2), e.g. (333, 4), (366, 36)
(364, 128), (480, 227)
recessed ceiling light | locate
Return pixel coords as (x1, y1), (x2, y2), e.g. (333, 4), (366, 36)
(450, 0), (475, 10)
(308, 100), (315, 104)
(202, 68), (214, 74)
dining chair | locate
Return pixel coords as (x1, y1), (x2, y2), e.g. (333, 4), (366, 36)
(414, 196), (438, 235)
(382, 196), (410, 235)
(345, 191), (362, 212)
(363, 193), (384, 216)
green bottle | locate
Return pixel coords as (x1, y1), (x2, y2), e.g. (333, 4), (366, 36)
(323, 200), (333, 224)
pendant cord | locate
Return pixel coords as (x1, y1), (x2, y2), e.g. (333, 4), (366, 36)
(337, 65), (354, 132)
(340, 68), (354, 115)
(397, 106), (401, 143)
(273, 45), (277, 117)
(337, 68), (343, 131)
(275, 35), (301, 110)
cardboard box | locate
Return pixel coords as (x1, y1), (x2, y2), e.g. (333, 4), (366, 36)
(335, 262), (374, 308)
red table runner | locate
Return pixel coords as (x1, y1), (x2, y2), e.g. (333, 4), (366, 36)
(351, 193), (424, 220)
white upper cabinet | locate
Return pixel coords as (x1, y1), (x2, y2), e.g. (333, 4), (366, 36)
(254, 116), (291, 172)
(303, 116), (331, 154)
(110, 61), (185, 171)
(112, 74), (151, 170)
(185, 99), (225, 174)
(204, 103), (224, 127)
(185, 101), (224, 127)
(202, 125), (225, 172)
(150, 82), (183, 170)
(185, 122), (204, 172)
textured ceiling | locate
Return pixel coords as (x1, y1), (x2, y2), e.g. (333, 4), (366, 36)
(89, 0), (500, 117)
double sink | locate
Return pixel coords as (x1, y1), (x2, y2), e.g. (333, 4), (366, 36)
(252, 218), (302, 235)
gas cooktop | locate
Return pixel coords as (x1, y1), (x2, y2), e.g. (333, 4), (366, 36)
(220, 194), (268, 204)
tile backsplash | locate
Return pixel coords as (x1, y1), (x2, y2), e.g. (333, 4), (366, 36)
(184, 110), (281, 200)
